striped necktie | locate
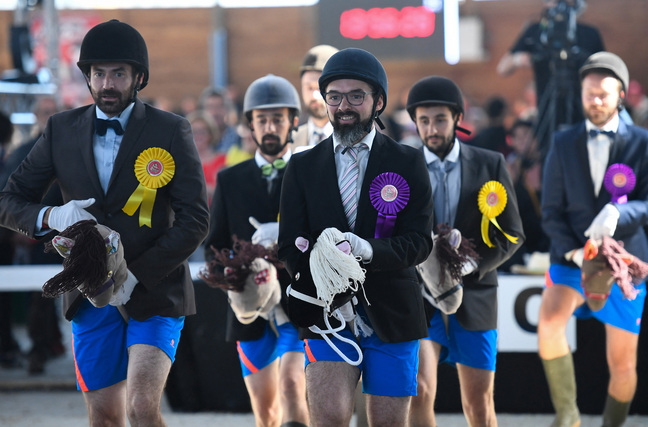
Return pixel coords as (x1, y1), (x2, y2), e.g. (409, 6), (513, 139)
(340, 145), (365, 230)
(429, 160), (456, 226)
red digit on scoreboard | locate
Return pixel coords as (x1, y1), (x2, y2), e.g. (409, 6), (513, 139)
(339, 6), (435, 40)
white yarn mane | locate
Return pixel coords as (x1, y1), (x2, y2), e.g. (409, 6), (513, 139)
(309, 227), (366, 310)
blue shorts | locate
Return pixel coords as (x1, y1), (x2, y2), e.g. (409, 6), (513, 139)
(71, 300), (184, 391)
(237, 321), (304, 377)
(303, 317), (419, 397)
(547, 264), (646, 334)
(425, 310), (498, 371)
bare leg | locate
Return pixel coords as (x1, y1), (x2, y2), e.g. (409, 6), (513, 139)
(456, 364), (497, 427)
(126, 344), (172, 427)
(278, 351), (309, 425)
(82, 381), (127, 427)
(537, 285), (583, 360)
(305, 360), (359, 427)
(605, 323), (638, 402)
(244, 358), (282, 427)
(409, 339), (442, 427)
(366, 394), (411, 427)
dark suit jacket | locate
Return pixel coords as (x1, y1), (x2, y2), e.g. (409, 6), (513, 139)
(204, 158), (289, 342)
(426, 143), (525, 331)
(0, 99), (210, 321)
(542, 119), (648, 265)
(278, 131), (434, 343)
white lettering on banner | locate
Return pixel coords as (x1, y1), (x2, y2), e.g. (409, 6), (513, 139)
(497, 274), (577, 353)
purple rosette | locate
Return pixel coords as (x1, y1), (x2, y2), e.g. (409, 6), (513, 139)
(604, 163), (636, 204)
(369, 172), (410, 238)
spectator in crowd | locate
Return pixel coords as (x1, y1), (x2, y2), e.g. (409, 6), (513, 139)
(626, 80), (648, 129)
(177, 94), (198, 117)
(469, 96), (512, 157)
(292, 44), (338, 152)
(0, 96), (66, 374)
(225, 120), (257, 167)
(186, 111), (225, 205)
(0, 109), (20, 369)
(199, 86), (241, 154)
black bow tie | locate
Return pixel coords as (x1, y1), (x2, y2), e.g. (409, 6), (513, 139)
(95, 118), (124, 136)
(588, 129), (615, 139)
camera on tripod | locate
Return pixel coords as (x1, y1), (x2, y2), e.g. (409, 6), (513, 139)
(540, 0), (585, 57)
(532, 0), (589, 159)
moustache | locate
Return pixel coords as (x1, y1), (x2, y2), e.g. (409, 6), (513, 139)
(99, 91), (121, 98)
(262, 135), (280, 144)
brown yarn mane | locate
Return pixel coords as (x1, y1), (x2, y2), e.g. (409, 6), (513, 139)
(435, 224), (480, 285)
(600, 236), (648, 299)
(200, 236), (283, 292)
(42, 220), (108, 298)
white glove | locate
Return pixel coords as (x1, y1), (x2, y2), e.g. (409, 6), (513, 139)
(584, 204), (619, 240)
(343, 232), (373, 263)
(564, 248), (584, 268)
(109, 270), (138, 306)
(249, 216), (279, 248)
(47, 198), (96, 231)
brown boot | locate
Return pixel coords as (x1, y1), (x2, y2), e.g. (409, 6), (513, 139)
(602, 394), (631, 427)
(542, 354), (581, 427)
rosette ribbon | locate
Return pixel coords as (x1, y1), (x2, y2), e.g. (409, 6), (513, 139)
(369, 172), (410, 238)
(477, 180), (518, 248)
(122, 147), (175, 227)
(604, 163), (635, 204)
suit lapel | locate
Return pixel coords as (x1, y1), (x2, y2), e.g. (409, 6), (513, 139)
(249, 161), (278, 216)
(597, 119), (628, 207)
(108, 100), (147, 191)
(608, 119), (628, 165)
(572, 125), (599, 201)
(318, 139), (350, 229)
(356, 134), (385, 232)
(455, 143), (479, 230)
(77, 106), (105, 198)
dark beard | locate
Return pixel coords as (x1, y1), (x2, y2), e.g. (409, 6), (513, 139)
(259, 134), (285, 156)
(91, 83), (136, 116)
(425, 133), (455, 158)
(333, 112), (372, 148)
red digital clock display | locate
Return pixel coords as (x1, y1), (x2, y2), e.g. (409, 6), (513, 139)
(339, 6), (436, 40)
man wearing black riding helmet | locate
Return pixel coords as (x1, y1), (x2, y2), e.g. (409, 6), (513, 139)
(278, 48), (434, 426)
(0, 20), (209, 426)
(406, 76), (524, 427)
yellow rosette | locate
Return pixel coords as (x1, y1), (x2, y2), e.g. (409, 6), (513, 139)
(122, 147), (175, 227)
(477, 180), (518, 248)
